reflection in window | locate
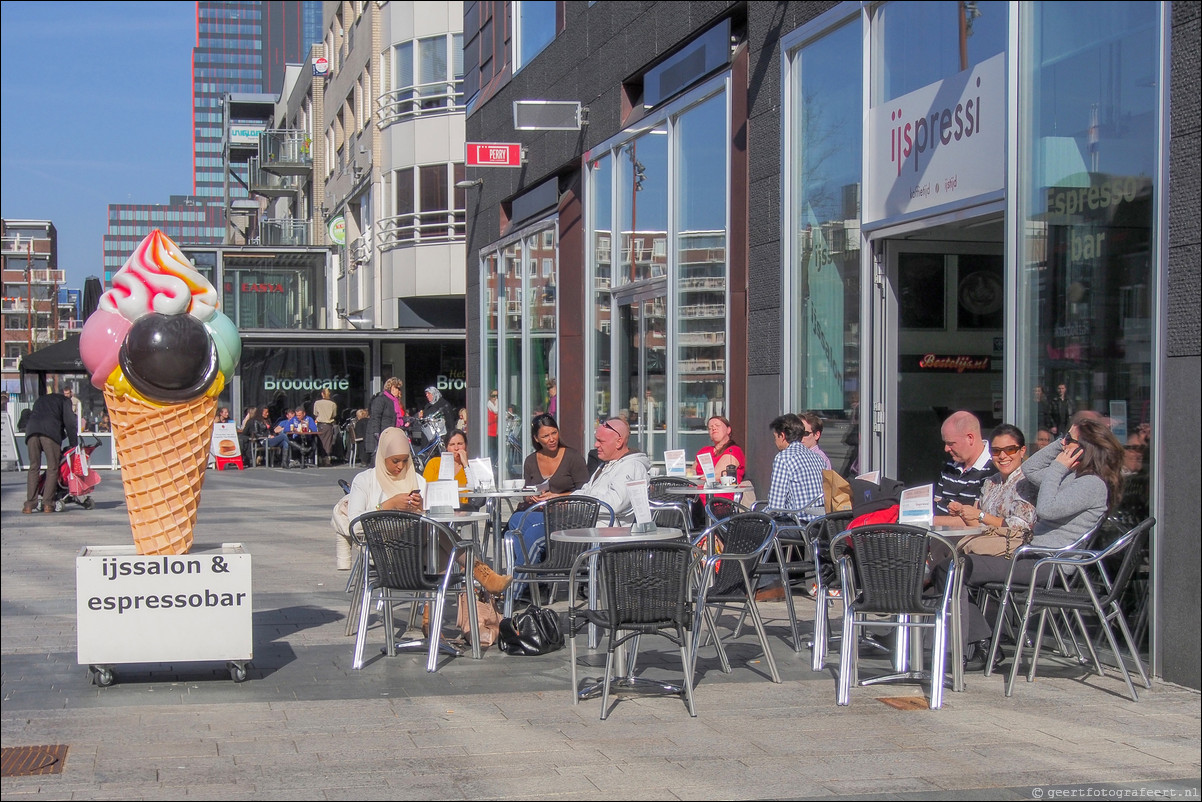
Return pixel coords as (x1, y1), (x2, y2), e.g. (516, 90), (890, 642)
(675, 92), (728, 457)
(618, 128), (668, 285)
(380, 34), (464, 125)
(514, 1), (556, 71)
(787, 17), (862, 470)
(590, 154), (613, 424)
(873, 0), (1007, 104)
(380, 163), (465, 248)
(1017, 1), (1159, 529)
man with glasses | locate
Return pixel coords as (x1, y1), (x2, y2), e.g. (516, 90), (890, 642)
(798, 411), (832, 470)
(573, 418), (651, 522)
(932, 410), (997, 527)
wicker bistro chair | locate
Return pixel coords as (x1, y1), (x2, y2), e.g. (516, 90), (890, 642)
(691, 512), (783, 684)
(567, 541), (704, 719)
(1003, 517), (1154, 701)
(831, 525), (964, 709)
(806, 510), (858, 670)
(647, 476), (698, 534)
(502, 496), (616, 617)
(350, 511), (482, 672)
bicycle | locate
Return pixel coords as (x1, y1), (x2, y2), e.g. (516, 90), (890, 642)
(405, 414), (447, 474)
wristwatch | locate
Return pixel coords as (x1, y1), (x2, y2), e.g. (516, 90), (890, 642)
(978, 510), (986, 523)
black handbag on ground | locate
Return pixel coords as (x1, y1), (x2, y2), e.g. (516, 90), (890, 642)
(498, 605), (564, 655)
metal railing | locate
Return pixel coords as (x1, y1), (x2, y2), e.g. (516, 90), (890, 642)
(1, 356), (20, 372)
(377, 79), (465, 127)
(258, 130), (313, 169)
(248, 157), (301, 193)
(259, 218), (311, 246)
(377, 211), (465, 250)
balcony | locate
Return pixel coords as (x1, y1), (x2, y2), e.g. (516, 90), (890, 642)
(1, 235), (53, 256)
(377, 211), (465, 250)
(1, 356), (20, 372)
(258, 130), (312, 176)
(377, 79), (465, 127)
(259, 218), (310, 246)
(1, 269), (64, 285)
(2, 298), (30, 313)
(248, 157), (301, 196)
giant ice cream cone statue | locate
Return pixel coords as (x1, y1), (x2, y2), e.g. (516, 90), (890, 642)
(80, 230), (241, 555)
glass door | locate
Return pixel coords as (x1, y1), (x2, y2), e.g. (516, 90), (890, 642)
(877, 238), (1005, 486)
(613, 285), (668, 463)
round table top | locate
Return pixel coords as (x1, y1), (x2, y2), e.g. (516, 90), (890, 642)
(425, 509), (491, 525)
(929, 524), (986, 536)
(663, 482), (754, 496)
(460, 487), (534, 498)
(551, 526), (684, 543)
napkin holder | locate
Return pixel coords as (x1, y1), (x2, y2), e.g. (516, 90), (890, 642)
(630, 521), (658, 534)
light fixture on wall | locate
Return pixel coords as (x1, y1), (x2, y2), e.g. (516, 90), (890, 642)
(455, 178), (484, 189)
(336, 306), (371, 329)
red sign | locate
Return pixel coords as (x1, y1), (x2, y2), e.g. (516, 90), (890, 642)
(466, 142), (522, 168)
(313, 57), (329, 76)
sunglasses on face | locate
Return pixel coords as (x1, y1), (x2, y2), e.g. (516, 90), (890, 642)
(801, 429), (814, 437)
(990, 444), (1022, 456)
(1063, 434), (1077, 445)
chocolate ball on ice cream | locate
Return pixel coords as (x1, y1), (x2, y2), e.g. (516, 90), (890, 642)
(118, 313), (220, 404)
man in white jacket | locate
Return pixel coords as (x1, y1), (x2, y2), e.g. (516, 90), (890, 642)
(574, 417), (651, 522)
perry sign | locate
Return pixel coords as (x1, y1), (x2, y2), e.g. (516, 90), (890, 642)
(466, 142), (523, 168)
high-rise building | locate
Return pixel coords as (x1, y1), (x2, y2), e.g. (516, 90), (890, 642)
(191, 1), (323, 202)
(102, 197), (224, 284)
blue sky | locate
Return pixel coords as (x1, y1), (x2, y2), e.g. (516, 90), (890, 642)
(1, 2), (196, 290)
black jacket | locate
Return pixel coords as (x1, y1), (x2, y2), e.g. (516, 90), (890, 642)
(24, 393), (78, 449)
(367, 391), (401, 453)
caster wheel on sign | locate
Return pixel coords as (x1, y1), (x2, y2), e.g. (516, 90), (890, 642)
(94, 667), (114, 687)
(229, 662), (248, 682)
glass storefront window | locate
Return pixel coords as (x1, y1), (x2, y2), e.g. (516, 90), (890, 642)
(1017, 1), (1160, 525)
(239, 344), (368, 425)
(586, 81), (728, 466)
(675, 92), (728, 458)
(786, 16), (863, 472)
(617, 127), (668, 286)
(478, 222), (559, 482)
(873, 0), (1008, 104)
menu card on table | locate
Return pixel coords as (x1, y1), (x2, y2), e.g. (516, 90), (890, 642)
(626, 479), (655, 532)
(696, 452), (717, 486)
(898, 484), (934, 526)
(467, 457), (495, 491)
(425, 479), (460, 514)
(664, 449), (687, 477)
(437, 453), (457, 481)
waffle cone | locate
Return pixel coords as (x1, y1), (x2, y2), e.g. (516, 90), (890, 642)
(103, 387), (216, 555)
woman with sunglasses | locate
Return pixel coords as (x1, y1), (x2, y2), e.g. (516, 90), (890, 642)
(947, 423), (1036, 537)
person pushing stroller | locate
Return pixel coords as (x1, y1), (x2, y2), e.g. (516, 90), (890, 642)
(22, 389), (78, 514)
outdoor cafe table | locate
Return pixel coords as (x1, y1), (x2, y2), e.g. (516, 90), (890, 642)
(460, 487), (532, 569)
(662, 480), (755, 506)
(552, 525), (684, 699)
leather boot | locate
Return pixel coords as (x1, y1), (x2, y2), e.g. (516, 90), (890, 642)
(472, 560), (513, 594)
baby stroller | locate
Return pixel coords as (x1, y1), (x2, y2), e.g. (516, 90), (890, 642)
(38, 439), (102, 511)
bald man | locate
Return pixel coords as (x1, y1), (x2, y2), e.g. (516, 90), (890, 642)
(932, 410), (998, 527)
(574, 418), (652, 522)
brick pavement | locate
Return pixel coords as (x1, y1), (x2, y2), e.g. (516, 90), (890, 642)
(2, 464), (1198, 800)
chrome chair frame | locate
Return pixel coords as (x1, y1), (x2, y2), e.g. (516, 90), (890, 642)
(832, 525), (964, 709)
(350, 510), (481, 672)
(1003, 517), (1154, 701)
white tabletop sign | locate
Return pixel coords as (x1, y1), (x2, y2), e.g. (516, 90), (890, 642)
(468, 457), (495, 490)
(664, 449), (686, 477)
(697, 452), (717, 485)
(899, 484), (934, 526)
(425, 479), (461, 512)
(627, 479), (653, 527)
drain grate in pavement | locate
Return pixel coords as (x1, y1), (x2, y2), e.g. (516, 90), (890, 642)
(1, 745), (68, 777)
(876, 696), (931, 710)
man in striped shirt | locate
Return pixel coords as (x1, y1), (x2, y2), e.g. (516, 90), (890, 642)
(932, 410), (997, 527)
(766, 413), (826, 521)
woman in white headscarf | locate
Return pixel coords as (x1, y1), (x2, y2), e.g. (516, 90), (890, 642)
(345, 427), (510, 593)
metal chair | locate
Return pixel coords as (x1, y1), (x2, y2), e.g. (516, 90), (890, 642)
(502, 495), (616, 616)
(1003, 517), (1154, 701)
(647, 476), (696, 534)
(691, 512), (783, 684)
(744, 505), (828, 655)
(350, 510), (482, 672)
(805, 510), (858, 670)
(567, 541), (704, 719)
(831, 524), (963, 709)
(979, 517), (1109, 676)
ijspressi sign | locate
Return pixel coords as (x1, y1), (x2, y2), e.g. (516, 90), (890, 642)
(77, 544), (252, 665)
(865, 53), (1005, 224)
